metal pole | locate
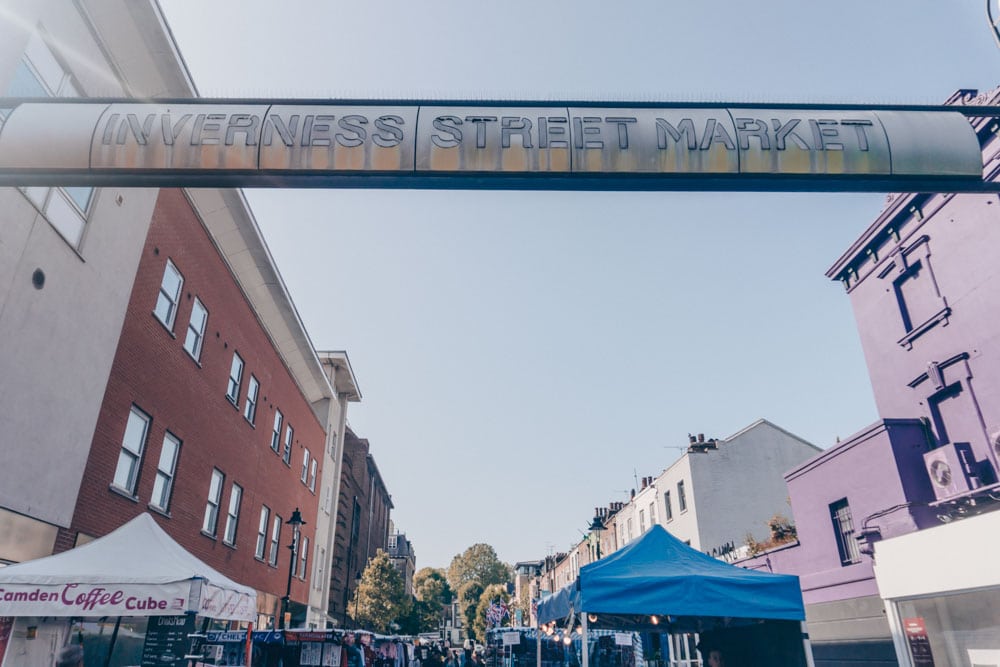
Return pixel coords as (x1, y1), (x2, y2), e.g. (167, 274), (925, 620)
(580, 614), (588, 667)
(283, 526), (298, 629)
(103, 616), (121, 667)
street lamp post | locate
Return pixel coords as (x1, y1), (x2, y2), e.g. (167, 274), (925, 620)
(281, 508), (306, 630)
(588, 510), (604, 562)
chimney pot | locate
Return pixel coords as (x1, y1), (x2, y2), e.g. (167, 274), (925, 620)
(698, 433), (705, 443)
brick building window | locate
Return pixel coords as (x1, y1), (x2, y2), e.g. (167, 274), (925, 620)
(112, 406), (150, 495)
(309, 459), (318, 492)
(183, 298), (208, 361)
(269, 514), (282, 566)
(283, 425), (294, 464)
(677, 480), (687, 512)
(244, 376), (259, 424)
(830, 498), (861, 566)
(301, 449), (310, 484)
(150, 432), (180, 511)
(255, 506), (270, 559)
(223, 483), (242, 546)
(270, 410), (283, 453)
(154, 261), (183, 330)
(226, 353), (243, 404)
(202, 469), (224, 536)
(298, 536), (309, 580)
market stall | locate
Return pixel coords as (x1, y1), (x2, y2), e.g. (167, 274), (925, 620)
(536, 526), (812, 667)
(0, 512), (256, 666)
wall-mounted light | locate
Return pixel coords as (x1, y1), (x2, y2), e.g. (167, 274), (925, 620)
(650, 615), (659, 625)
(587, 614), (598, 623)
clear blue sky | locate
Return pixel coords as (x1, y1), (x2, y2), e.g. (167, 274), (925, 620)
(159, 0), (1000, 569)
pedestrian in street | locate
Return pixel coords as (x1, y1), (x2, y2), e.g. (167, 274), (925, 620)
(344, 632), (366, 667)
(706, 648), (725, 667)
(445, 650), (459, 667)
(56, 644), (85, 667)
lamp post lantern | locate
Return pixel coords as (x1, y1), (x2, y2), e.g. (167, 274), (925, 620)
(281, 508), (306, 629)
(588, 510), (604, 562)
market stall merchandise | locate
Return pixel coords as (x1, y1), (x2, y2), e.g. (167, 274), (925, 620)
(536, 526), (812, 667)
(0, 512), (256, 666)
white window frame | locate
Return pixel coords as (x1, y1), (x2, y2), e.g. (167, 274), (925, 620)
(270, 410), (283, 453)
(154, 260), (184, 330)
(223, 483), (242, 546)
(301, 448), (310, 484)
(678, 480), (688, 512)
(283, 424), (293, 464)
(268, 514), (282, 566)
(255, 505), (270, 560)
(299, 536), (309, 581)
(226, 352), (243, 404)
(323, 485), (332, 514)
(7, 33), (93, 248)
(183, 297), (208, 361)
(202, 469), (224, 536)
(150, 431), (181, 511)
(112, 406), (150, 495)
(244, 375), (259, 424)
(308, 459), (318, 493)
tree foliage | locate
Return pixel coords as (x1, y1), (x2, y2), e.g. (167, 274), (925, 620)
(351, 550), (410, 632)
(458, 581), (485, 640)
(447, 544), (511, 592)
(473, 584), (511, 641)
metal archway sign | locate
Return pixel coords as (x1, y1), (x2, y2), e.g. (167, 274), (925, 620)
(0, 99), (995, 192)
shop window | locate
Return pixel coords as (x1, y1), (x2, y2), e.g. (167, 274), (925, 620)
(895, 588), (1000, 666)
(6, 32), (93, 248)
(112, 406), (150, 495)
(879, 236), (949, 349)
(830, 498), (861, 566)
(255, 506), (270, 560)
(150, 432), (180, 511)
(153, 260), (183, 330)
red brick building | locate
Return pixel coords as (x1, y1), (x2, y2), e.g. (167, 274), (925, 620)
(65, 188), (335, 628)
(329, 427), (393, 626)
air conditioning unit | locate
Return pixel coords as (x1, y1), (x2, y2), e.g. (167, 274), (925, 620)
(924, 443), (982, 501)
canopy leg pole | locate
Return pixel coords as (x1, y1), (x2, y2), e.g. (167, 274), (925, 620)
(104, 616), (121, 667)
(580, 613), (588, 667)
(801, 621), (816, 667)
(536, 618), (541, 667)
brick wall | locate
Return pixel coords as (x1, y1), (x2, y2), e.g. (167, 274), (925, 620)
(67, 188), (326, 611)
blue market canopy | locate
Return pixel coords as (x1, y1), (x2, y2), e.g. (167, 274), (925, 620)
(537, 525), (804, 624)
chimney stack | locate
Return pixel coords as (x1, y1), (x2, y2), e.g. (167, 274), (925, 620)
(698, 433), (705, 443)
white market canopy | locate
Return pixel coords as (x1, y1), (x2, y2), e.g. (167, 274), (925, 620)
(0, 513), (256, 621)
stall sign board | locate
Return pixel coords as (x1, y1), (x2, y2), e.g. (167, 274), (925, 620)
(502, 632), (521, 646)
(903, 617), (935, 667)
(140, 614), (194, 667)
(614, 633), (632, 647)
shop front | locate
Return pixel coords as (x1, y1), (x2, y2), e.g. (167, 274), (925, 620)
(874, 508), (1000, 666)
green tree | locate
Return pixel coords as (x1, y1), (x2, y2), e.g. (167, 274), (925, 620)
(447, 544), (511, 592)
(473, 584), (510, 641)
(351, 550), (410, 632)
(412, 567), (453, 633)
(458, 581), (485, 640)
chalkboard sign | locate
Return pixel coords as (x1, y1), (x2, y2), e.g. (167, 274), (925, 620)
(141, 615), (195, 667)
